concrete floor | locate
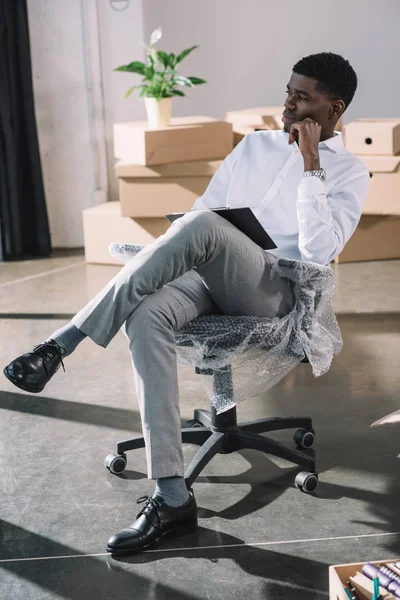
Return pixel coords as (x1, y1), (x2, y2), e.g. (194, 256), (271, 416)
(0, 252), (399, 600)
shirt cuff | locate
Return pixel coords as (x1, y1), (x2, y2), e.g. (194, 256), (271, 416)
(298, 176), (325, 200)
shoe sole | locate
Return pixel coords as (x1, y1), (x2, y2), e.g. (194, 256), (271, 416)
(106, 519), (198, 556)
(3, 366), (44, 394)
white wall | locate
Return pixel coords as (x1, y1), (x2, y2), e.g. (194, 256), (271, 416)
(97, 0), (146, 203)
(28, 0), (146, 247)
(142, 0), (400, 125)
(28, 0), (94, 247)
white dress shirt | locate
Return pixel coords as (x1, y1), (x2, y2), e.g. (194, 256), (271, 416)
(192, 130), (371, 265)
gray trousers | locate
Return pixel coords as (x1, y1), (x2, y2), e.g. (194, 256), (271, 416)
(72, 210), (295, 478)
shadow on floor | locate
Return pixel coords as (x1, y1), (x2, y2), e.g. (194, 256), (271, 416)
(0, 519), (330, 599)
(0, 390), (142, 431)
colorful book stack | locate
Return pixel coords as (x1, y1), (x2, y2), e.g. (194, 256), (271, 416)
(336, 118), (400, 263)
(83, 116), (233, 265)
(329, 558), (400, 599)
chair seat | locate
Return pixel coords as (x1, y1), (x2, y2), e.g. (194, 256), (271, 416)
(175, 313), (310, 366)
(176, 313), (286, 352)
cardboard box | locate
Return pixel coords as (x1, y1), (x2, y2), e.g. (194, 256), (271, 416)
(225, 106), (285, 129)
(225, 106), (284, 145)
(358, 156), (400, 215)
(83, 202), (170, 265)
(329, 558), (400, 600)
(333, 215), (400, 263)
(113, 116), (233, 165)
(115, 160), (221, 217)
(343, 119), (400, 155)
(225, 105), (342, 145)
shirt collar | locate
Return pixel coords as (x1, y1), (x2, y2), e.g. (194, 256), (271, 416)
(318, 131), (344, 153)
(283, 130), (344, 154)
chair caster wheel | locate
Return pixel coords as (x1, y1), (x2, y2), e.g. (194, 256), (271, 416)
(293, 427), (315, 448)
(183, 419), (205, 428)
(294, 471), (318, 493)
(104, 453), (127, 474)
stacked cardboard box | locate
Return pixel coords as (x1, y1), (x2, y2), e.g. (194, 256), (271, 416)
(225, 105), (343, 146)
(83, 202), (169, 266)
(335, 119), (400, 263)
(83, 116), (233, 264)
(115, 160), (223, 218)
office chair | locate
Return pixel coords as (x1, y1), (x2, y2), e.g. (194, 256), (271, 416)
(104, 243), (340, 495)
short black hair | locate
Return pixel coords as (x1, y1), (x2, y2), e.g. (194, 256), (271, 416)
(292, 52), (358, 114)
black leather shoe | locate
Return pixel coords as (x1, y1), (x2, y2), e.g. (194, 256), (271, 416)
(3, 340), (66, 394)
(106, 492), (198, 555)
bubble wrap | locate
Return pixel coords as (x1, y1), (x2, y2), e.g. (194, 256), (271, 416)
(109, 242), (343, 414)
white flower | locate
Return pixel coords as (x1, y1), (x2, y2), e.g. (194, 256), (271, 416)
(150, 27), (162, 46)
(139, 41), (158, 62)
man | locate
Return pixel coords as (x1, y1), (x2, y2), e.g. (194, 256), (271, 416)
(4, 52), (370, 555)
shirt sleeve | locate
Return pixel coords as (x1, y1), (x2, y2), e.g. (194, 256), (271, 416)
(191, 137), (246, 210)
(296, 168), (371, 264)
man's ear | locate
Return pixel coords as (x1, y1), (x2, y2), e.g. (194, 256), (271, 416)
(330, 100), (345, 120)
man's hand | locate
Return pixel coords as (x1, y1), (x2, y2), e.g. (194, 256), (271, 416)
(288, 117), (322, 159)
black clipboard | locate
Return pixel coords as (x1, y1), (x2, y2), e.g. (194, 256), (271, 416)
(166, 207), (277, 251)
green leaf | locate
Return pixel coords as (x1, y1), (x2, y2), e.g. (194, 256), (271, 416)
(125, 85), (137, 98)
(156, 50), (170, 68)
(187, 76), (207, 85)
(176, 45), (199, 64)
(114, 61), (147, 75)
(168, 53), (177, 68)
(143, 64), (155, 80)
(139, 86), (149, 97)
(171, 89), (186, 97)
(174, 75), (194, 88)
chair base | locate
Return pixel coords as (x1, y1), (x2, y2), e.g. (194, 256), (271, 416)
(107, 406), (317, 490)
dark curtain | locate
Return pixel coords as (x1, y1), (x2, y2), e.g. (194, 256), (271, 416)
(0, 0), (51, 261)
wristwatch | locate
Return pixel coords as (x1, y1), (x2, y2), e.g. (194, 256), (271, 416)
(303, 168), (326, 182)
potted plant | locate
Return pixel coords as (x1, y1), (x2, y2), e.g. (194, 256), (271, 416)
(114, 27), (207, 129)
